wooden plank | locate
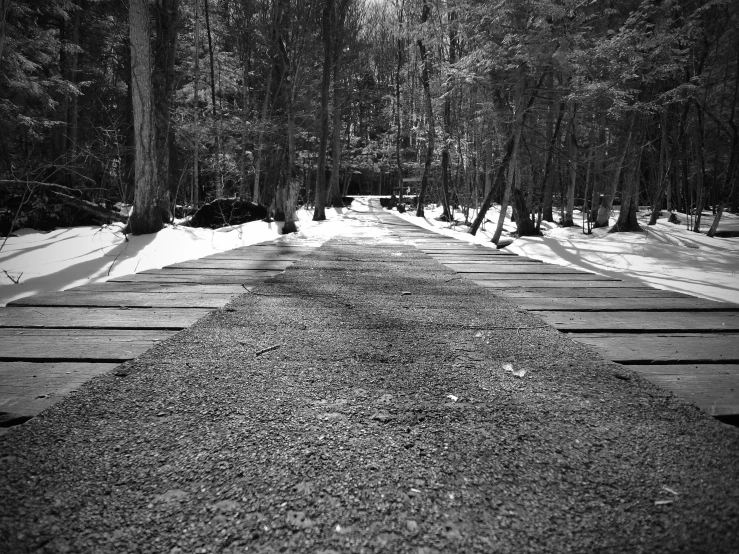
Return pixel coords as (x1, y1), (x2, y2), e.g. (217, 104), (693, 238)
(624, 364), (739, 417)
(501, 288), (687, 298)
(67, 283), (246, 294)
(141, 267), (286, 275)
(572, 333), (739, 363)
(508, 297), (734, 311)
(464, 273), (619, 281)
(472, 280), (632, 289)
(108, 273), (279, 284)
(9, 291), (236, 308)
(0, 362), (120, 417)
(169, 260), (293, 270)
(445, 264), (586, 274)
(0, 329), (177, 362)
(0, 307), (211, 329)
(430, 257), (543, 263)
(531, 311), (739, 332)
(202, 252), (307, 260)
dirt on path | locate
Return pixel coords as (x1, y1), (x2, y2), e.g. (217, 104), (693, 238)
(2, 200), (738, 553)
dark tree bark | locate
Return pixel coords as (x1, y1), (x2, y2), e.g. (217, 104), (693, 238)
(153, 0), (179, 221)
(394, 2), (404, 200)
(511, 187), (538, 236)
(415, 0), (433, 218)
(313, 0), (333, 221)
(128, 0), (163, 234)
(203, 0), (222, 197)
(329, 0), (350, 207)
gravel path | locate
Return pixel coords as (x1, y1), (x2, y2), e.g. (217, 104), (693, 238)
(2, 203), (738, 554)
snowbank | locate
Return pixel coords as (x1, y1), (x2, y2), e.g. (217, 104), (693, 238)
(391, 203), (739, 305)
(0, 206), (347, 306)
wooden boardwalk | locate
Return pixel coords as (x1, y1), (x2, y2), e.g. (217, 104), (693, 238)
(2, 201), (737, 431)
(375, 210), (739, 422)
(0, 239), (318, 431)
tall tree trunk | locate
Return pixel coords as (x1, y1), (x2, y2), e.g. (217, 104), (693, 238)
(563, 108), (578, 227)
(128, 0), (162, 234)
(329, 0), (349, 207)
(192, 0), (200, 205)
(415, 0), (433, 218)
(649, 111), (669, 225)
(204, 0), (222, 197)
(611, 145), (643, 232)
(153, 0), (179, 221)
(395, 4), (404, 200)
(536, 102), (565, 229)
(253, 68), (271, 205)
(66, 2), (81, 169)
(541, 68), (556, 221)
(313, 0), (333, 221)
(238, 17), (250, 198)
(589, 111), (608, 222)
(483, 134), (492, 199)
(437, 7), (455, 222)
(693, 108), (706, 232)
(595, 118), (634, 228)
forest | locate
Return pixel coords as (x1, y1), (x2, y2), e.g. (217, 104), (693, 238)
(0, 0), (737, 238)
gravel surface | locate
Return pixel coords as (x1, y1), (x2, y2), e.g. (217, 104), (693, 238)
(2, 206), (739, 554)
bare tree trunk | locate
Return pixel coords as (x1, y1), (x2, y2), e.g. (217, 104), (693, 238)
(611, 145), (643, 233)
(329, 0), (349, 207)
(649, 111), (669, 225)
(491, 78), (525, 243)
(153, 0), (179, 222)
(415, 0), (433, 218)
(192, 0), (200, 205)
(239, 31), (250, 198)
(204, 0), (222, 198)
(395, 3), (404, 200)
(253, 68), (271, 205)
(595, 118), (634, 228)
(563, 109), (578, 227)
(693, 110), (706, 232)
(128, 0), (162, 234)
(483, 134), (492, 199)
(313, 0), (333, 221)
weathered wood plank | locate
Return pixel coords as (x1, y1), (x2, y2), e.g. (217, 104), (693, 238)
(0, 329), (177, 362)
(142, 267), (286, 275)
(68, 283), (246, 294)
(171, 260), (294, 269)
(0, 362), (120, 416)
(625, 364), (739, 417)
(572, 333), (739, 363)
(508, 297), (734, 311)
(430, 257), (543, 263)
(108, 273), (279, 284)
(501, 288), (687, 298)
(531, 310), (739, 331)
(9, 292), (236, 308)
(465, 273), (619, 281)
(0, 307), (212, 329)
(446, 264), (587, 274)
(471, 279), (631, 288)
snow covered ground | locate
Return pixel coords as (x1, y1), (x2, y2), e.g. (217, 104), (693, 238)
(391, 202), (739, 305)
(0, 206), (349, 307)
(2, 197), (738, 307)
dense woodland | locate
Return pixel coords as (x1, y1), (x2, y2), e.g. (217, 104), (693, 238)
(0, 0), (737, 238)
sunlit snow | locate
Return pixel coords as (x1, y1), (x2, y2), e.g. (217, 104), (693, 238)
(1, 197), (737, 306)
